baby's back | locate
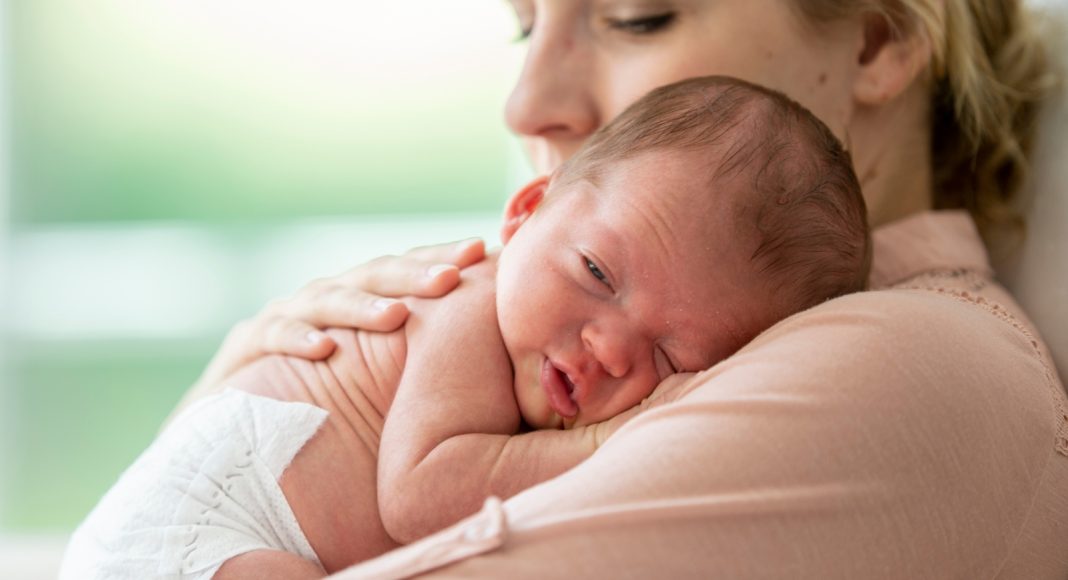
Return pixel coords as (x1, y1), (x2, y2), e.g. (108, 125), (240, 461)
(225, 326), (408, 571)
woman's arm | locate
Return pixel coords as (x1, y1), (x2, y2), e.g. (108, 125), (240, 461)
(168, 239), (485, 421)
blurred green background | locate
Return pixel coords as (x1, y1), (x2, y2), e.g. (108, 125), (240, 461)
(0, 0), (529, 532)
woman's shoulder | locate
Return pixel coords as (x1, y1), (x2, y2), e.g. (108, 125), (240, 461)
(750, 287), (1058, 388)
(758, 286), (1053, 370)
(694, 286), (1068, 456)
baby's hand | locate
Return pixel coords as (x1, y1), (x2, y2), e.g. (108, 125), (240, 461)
(591, 373), (697, 448)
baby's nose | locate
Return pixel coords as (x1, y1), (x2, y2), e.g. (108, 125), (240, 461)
(581, 323), (636, 380)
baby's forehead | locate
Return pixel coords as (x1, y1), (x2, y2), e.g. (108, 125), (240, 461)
(588, 190), (751, 274)
(583, 149), (752, 237)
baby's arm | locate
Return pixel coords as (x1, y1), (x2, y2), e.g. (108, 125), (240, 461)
(377, 263), (613, 544)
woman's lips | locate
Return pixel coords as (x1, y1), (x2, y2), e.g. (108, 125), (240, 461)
(540, 358), (578, 419)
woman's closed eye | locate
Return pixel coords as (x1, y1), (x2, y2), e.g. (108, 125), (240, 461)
(603, 12), (676, 35)
(508, 0), (535, 41)
(515, 21), (534, 42)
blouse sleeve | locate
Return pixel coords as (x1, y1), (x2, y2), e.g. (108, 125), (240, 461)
(332, 288), (1068, 580)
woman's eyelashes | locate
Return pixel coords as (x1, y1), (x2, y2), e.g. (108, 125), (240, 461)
(509, 4), (676, 43)
(508, 0), (534, 41)
(515, 21), (534, 42)
(603, 12), (676, 35)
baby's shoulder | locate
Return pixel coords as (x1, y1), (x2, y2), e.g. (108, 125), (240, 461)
(404, 257), (500, 332)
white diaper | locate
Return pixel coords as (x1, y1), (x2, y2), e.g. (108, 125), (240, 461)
(59, 388), (329, 580)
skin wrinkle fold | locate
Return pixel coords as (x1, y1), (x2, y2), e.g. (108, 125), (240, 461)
(342, 333), (381, 439)
(268, 338), (387, 458)
(326, 334), (387, 455)
(363, 328), (407, 415)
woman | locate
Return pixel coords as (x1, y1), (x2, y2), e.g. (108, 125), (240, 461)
(182, 0), (1068, 577)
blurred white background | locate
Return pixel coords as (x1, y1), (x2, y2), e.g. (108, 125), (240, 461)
(0, 1), (529, 577)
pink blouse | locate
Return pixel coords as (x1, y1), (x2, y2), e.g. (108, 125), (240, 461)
(335, 211), (1068, 579)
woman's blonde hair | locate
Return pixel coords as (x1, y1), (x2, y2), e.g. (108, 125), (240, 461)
(796, 0), (1059, 243)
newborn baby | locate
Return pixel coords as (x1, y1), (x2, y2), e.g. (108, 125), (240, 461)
(60, 75), (869, 579)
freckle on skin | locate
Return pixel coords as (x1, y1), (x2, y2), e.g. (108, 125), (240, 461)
(818, 73), (827, 85)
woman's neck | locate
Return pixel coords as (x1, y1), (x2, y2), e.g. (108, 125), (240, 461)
(848, 80), (935, 229)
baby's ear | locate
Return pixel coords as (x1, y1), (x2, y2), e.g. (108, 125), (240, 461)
(501, 175), (550, 243)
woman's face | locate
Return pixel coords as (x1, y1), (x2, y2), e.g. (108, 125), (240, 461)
(505, 0), (865, 174)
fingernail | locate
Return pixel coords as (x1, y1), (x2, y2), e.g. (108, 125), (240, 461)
(458, 237), (482, 251)
(374, 298), (399, 311)
(306, 331), (325, 344)
(426, 264), (456, 279)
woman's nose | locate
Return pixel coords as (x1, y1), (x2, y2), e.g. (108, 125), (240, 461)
(503, 18), (600, 146)
(580, 321), (638, 380)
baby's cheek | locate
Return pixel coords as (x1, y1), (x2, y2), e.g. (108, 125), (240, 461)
(513, 374), (555, 430)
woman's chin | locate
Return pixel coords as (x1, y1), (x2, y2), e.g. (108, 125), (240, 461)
(523, 139), (578, 175)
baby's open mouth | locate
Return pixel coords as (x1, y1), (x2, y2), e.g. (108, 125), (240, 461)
(561, 371), (576, 398)
(540, 358), (579, 418)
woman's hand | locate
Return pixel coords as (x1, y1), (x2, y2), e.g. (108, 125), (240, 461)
(177, 238), (486, 410)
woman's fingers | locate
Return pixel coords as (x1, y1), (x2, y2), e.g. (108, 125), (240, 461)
(215, 239), (487, 370)
(267, 284), (413, 333)
(184, 240), (487, 400)
(254, 238), (488, 355)
(340, 256), (454, 297)
(404, 237), (486, 268)
(347, 238), (486, 295)
(172, 240), (488, 425)
(260, 315), (339, 360)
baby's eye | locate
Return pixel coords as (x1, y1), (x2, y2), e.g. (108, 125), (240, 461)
(584, 256), (610, 286)
(604, 12), (676, 35)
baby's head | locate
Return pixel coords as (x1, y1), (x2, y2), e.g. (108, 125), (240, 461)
(496, 75), (869, 430)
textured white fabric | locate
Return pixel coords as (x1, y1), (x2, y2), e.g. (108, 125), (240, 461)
(59, 389), (328, 580)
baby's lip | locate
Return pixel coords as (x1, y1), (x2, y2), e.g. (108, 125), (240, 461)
(550, 358), (585, 407)
(540, 358), (579, 419)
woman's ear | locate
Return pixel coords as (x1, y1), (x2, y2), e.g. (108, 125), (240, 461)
(501, 175), (550, 243)
(852, 11), (934, 106)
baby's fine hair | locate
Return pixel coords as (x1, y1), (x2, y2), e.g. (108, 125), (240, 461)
(555, 75), (871, 314)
